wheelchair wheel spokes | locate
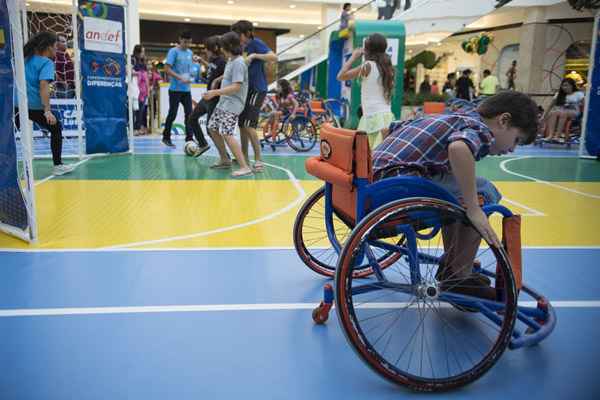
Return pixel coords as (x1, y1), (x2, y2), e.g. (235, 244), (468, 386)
(335, 198), (518, 391)
(293, 188), (404, 278)
(285, 119), (317, 152)
(293, 187), (353, 276)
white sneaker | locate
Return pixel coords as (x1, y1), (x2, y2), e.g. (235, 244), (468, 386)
(53, 164), (75, 176)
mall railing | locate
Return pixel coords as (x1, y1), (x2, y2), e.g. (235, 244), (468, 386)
(274, 0), (377, 83)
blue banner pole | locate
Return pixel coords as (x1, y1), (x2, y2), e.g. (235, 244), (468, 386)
(581, 11), (600, 159)
(78, 0), (129, 155)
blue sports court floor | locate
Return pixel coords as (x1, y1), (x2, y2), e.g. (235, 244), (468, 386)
(1, 136), (600, 399)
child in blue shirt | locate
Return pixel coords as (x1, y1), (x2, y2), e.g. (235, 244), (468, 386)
(161, 31), (194, 147)
(16, 32), (73, 175)
(231, 20), (277, 172)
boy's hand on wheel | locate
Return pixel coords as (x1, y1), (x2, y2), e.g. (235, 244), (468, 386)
(467, 206), (500, 248)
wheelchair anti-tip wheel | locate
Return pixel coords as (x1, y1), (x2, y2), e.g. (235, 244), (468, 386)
(293, 187), (403, 278)
(334, 198), (518, 391)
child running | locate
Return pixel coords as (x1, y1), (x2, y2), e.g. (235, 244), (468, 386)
(203, 31), (252, 177)
(337, 33), (395, 148)
(188, 35), (227, 156)
(266, 79), (298, 142)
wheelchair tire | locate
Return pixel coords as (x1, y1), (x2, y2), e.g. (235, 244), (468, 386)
(335, 198), (518, 391)
(293, 187), (402, 278)
(284, 118), (318, 152)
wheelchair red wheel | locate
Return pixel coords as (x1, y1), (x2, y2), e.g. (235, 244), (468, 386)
(293, 187), (402, 278)
(335, 198), (518, 391)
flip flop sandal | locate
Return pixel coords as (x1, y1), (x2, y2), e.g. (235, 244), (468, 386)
(210, 161), (232, 169)
(231, 168), (254, 177)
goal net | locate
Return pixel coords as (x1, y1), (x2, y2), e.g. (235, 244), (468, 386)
(0, 0), (37, 243)
(22, 1), (84, 159)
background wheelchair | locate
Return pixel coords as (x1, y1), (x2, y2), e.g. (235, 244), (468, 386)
(259, 93), (318, 153)
(293, 124), (556, 392)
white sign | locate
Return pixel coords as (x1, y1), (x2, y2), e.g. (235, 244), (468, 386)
(83, 17), (123, 54)
(159, 83), (207, 136)
(386, 38), (399, 66)
(361, 37), (400, 66)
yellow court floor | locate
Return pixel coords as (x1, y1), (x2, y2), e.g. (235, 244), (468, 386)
(0, 179), (599, 249)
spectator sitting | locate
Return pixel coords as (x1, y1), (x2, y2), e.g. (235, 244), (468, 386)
(543, 78), (584, 143)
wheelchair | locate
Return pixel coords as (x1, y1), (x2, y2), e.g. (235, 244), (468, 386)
(260, 94), (318, 153)
(293, 124), (556, 392)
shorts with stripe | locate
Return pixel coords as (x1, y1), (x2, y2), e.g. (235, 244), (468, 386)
(238, 89), (267, 129)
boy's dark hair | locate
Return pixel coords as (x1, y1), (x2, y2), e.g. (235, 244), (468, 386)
(179, 30), (192, 40)
(343, 2), (351, 10)
(483, 69), (491, 76)
(205, 35), (222, 56)
(463, 69), (472, 75)
(221, 31), (243, 56)
(447, 72), (456, 80)
(231, 20), (254, 38)
(477, 91), (539, 145)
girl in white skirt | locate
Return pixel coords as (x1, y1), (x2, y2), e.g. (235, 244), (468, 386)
(337, 33), (395, 148)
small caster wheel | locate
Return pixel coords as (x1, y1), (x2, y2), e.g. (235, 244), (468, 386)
(271, 145), (276, 151)
(312, 302), (331, 324)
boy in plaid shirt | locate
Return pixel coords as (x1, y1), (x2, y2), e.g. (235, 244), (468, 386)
(373, 92), (539, 299)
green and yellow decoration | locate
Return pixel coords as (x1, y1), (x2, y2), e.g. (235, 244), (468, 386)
(462, 33), (493, 55)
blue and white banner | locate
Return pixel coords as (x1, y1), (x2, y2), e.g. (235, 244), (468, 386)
(584, 15), (600, 157)
(0, 0), (28, 231)
(30, 99), (81, 137)
(78, 0), (128, 154)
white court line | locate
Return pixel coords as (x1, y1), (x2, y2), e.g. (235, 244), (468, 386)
(501, 197), (545, 217)
(34, 158), (90, 187)
(2, 245), (600, 253)
(103, 161), (306, 249)
(1, 300), (599, 318)
(500, 156), (600, 200)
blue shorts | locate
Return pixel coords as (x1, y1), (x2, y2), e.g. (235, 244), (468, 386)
(430, 174), (502, 205)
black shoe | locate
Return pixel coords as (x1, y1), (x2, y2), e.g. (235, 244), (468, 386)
(194, 144), (210, 158)
(436, 258), (491, 286)
(440, 276), (496, 301)
(162, 138), (175, 148)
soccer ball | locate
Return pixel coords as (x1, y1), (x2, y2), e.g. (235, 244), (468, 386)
(184, 141), (199, 156)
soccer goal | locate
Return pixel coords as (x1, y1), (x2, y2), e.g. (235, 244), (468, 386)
(0, 0), (38, 242)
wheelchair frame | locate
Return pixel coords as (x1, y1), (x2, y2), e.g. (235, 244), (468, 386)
(293, 124), (556, 391)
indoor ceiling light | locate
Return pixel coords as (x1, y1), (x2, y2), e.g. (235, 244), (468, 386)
(289, 4), (296, 8)
(299, 34), (305, 38)
(253, 22), (259, 26)
(227, 0), (234, 4)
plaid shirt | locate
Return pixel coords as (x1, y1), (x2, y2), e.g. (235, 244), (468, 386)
(372, 99), (494, 177)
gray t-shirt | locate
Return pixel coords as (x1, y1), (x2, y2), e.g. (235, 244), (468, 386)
(216, 56), (248, 115)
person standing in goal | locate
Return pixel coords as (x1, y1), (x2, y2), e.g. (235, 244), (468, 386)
(15, 31), (73, 175)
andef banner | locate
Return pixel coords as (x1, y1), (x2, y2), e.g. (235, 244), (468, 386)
(83, 17), (122, 54)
